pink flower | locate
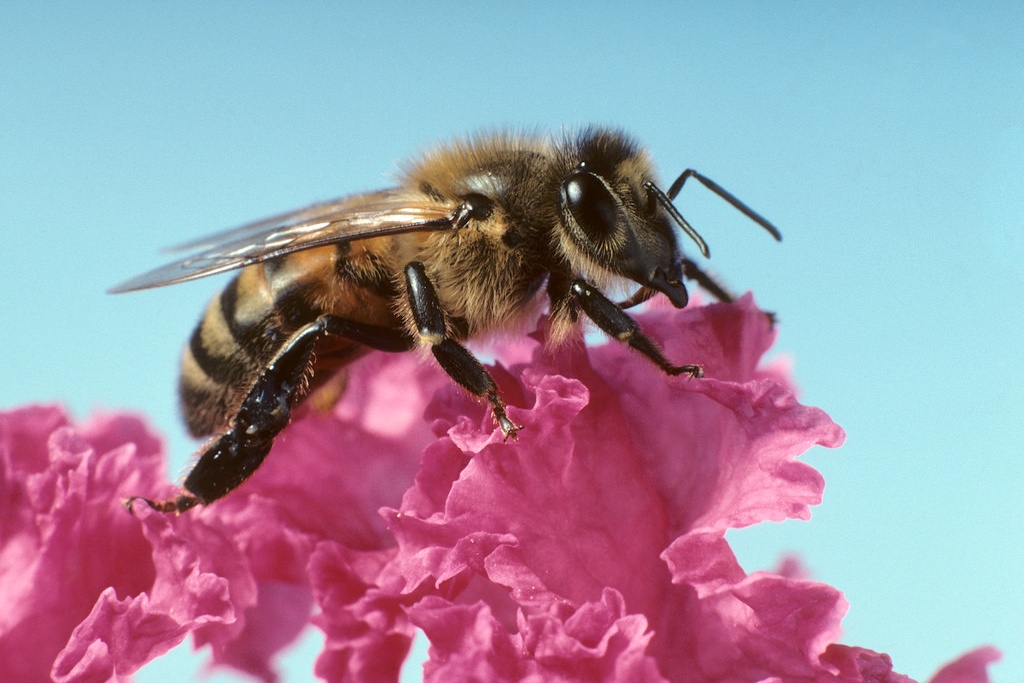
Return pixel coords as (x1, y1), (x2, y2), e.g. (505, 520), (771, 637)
(0, 297), (1001, 682)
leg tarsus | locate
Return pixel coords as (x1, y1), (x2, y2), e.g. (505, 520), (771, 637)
(124, 493), (200, 515)
(569, 279), (703, 378)
(406, 262), (521, 438)
(181, 316), (410, 504)
(130, 315), (415, 514)
(428, 334), (522, 440)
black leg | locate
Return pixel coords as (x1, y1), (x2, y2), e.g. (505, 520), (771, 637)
(405, 261), (520, 439)
(319, 317), (416, 353)
(126, 316), (415, 514)
(568, 279), (703, 378)
(682, 258), (777, 326)
(681, 258), (735, 304)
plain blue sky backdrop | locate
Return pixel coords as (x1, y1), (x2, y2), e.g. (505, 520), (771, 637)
(3, 3), (1021, 681)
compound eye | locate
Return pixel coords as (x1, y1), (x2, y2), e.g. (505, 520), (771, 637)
(461, 192), (494, 220)
(560, 170), (619, 241)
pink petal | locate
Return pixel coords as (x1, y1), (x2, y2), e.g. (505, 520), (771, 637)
(5, 296), (998, 682)
(310, 541), (414, 683)
(927, 647), (1002, 683)
(150, 351), (440, 680)
(381, 298), (851, 680)
(819, 645), (919, 683)
(0, 406), (178, 680)
(409, 589), (667, 683)
(523, 588), (666, 682)
(660, 531), (745, 598)
(407, 597), (525, 682)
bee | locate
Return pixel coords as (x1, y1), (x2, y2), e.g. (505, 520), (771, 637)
(116, 128), (780, 514)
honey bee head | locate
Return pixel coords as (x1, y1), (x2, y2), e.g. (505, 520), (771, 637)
(554, 129), (704, 309)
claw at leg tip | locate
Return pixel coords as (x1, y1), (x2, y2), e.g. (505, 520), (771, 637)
(497, 416), (523, 442)
(123, 493), (201, 515)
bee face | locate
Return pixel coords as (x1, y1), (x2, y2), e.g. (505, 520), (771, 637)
(116, 127), (780, 514)
(555, 130), (689, 307)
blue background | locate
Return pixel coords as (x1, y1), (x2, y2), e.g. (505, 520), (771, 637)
(3, 3), (1020, 681)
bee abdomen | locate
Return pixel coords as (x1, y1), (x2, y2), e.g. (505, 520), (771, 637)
(179, 269), (323, 436)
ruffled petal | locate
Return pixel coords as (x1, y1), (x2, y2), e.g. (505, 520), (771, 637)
(1, 298), (1001, 682)
(927, 647), (1002, 683)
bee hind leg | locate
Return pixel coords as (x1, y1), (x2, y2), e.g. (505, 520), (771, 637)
(126, 316), (414, 515)
(404, 261), (521, 440)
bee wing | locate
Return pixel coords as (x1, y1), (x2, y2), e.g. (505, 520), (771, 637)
(109, 189), (457, 293)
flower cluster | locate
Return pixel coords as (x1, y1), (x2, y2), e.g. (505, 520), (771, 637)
(0, 297), (999, 682)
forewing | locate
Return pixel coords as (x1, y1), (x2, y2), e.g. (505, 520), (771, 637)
(109, 189), (456, 293)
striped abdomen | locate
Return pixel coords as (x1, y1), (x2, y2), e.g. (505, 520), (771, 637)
(179, 244), (397, 436)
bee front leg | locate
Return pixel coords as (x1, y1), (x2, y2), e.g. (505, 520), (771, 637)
(127, 316), (415, 514)
(681, 258), (777, 326)
(404, 261), (521, 439)
(568, 279), (703, 378)
(681, 258), (734, 304)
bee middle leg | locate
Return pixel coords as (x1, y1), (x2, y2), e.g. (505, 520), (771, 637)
(568, 279), (703, 378)
(404, 261), (521, 439)
(127, 316), (414, 514)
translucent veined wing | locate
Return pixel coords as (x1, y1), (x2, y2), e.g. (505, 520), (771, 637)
(109, 189), (457, 293)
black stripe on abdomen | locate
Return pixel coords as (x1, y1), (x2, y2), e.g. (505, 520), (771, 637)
(187, 323), (240, 384)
